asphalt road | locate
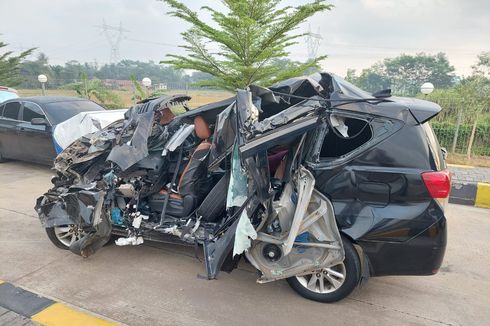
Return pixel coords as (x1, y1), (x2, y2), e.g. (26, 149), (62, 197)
(0, 161), (489, 326)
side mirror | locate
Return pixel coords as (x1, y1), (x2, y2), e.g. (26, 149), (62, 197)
(31, 117), (49, 126)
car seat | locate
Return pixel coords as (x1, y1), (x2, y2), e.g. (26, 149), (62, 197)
(149, 116), (213, 217)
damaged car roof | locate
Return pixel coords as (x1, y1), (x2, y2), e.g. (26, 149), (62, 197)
(178, 72), (441, 125)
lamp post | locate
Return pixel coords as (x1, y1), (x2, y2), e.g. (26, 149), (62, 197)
(420, 82), (434, 97)
(142, 77), (152, 97)
(38, 74), (48, 96)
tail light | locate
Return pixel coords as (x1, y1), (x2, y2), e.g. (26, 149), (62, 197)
(421, 170), (451, 199)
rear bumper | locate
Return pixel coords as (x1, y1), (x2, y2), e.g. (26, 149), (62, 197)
(358, 216), (447, 276)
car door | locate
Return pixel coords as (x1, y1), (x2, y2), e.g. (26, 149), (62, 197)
(18, 101), (57, 165)
(305, 111), (405, 240)
(0, 100), (23, 160)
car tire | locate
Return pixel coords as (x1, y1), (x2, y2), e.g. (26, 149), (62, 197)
(0, 150), (6, 163)
(286, 236), (361, 303)
(45, 225), (86, 250)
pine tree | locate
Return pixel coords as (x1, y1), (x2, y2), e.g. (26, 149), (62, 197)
(0, 41), (35, 87)
(160, 0), (332, 91)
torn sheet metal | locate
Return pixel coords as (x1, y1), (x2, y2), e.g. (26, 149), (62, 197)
(162, 124), (194, 156)
(107, 107), (154, 171)
(282, 166), (316, 256)
(250, 98), (320, 135)
(245, 186), (344, 282)
(203, 218), (239, 279)
(69, 190), (112, 258)
(209, 102), (236, 169)
(36, 183), (100, 227)
(235, 90), (259, 139)
(330, 114), (349, 137)
(35, 185), (112, 258)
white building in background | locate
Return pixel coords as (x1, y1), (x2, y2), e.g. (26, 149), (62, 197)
(155, 83), (168, 91)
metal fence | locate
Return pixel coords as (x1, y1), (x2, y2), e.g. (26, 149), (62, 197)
(428, 98), (490, 157)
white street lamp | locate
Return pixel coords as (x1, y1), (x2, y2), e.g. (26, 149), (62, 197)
(142, 77), (152, 87)
(38, 74), (48, 96)
(420, 82), (434, 96)
(142, 77), (152, 97)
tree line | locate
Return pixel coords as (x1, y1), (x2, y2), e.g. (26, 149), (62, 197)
(16, 53), (211, 89)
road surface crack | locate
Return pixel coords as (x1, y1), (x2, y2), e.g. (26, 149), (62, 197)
(348, 297), (459, 326)
(0, 207), (37, 219)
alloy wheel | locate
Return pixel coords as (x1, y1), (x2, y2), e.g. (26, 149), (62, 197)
(295, 263), (347, 294)
(53, 225), (86, 247)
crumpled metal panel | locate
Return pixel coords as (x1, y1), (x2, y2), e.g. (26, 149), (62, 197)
(208, 102), (236, 169)
(107, 108), (154, 171)
(35, 186), (112, 258)
(250, 97), (321, 135)
(68, 190), (112, 258)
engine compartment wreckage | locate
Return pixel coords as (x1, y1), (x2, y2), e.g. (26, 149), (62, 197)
(36, 72), (424, 285)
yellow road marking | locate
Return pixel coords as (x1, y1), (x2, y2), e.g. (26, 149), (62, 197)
(32, 303), (116, 326)
(475, 182), (490, 209)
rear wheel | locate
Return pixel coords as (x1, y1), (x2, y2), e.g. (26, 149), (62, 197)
(45, 225), (86, 250)
(286, 236), (361, 303)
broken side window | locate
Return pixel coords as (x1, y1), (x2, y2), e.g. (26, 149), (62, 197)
(320, 115), (373, 158)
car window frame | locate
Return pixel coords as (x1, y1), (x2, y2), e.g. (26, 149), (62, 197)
(20, 101), (52, 125)
(305, 111), (404, 169)
(1, 100), (23, 121)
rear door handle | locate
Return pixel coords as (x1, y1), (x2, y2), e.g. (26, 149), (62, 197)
(16, 127), (26, 131)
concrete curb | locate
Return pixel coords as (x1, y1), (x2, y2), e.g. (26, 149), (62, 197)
(0, 280), (117, 326)
(475, 182), (490, 208)
(450, 181), (490, 208)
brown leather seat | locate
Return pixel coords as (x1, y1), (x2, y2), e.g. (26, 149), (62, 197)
(178, 116), (212, 196)
(151, 116), (213, 217)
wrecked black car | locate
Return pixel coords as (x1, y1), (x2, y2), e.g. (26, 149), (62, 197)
(35, 73), (449, 303)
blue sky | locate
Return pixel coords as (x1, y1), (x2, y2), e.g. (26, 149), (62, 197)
(1, 0), (488, 76)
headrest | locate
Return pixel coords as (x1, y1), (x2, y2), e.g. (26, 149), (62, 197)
(159, 107), (176, 125)
(194, 116), (211, 140)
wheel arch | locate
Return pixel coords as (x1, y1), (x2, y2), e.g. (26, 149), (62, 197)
(340, 231), (371, 284)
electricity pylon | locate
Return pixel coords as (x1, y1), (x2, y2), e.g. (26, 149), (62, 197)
(95, 19), (129, 64)
(306, 25), (322, 60)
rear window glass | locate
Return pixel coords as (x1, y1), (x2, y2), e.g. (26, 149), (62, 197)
(3, 102), (21, 120)
(44, 100), (105, 125)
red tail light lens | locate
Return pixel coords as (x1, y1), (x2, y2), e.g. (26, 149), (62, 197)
(421, 170), (451, 199)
